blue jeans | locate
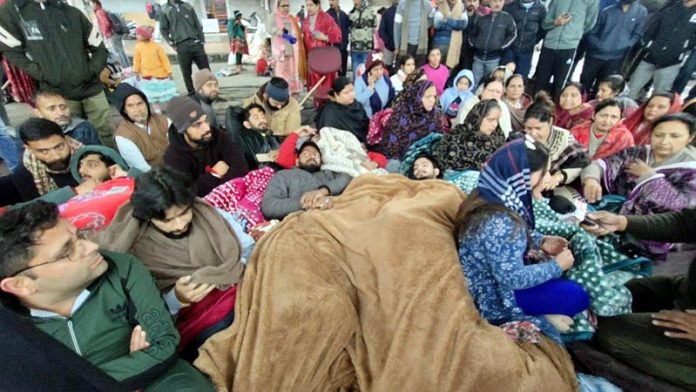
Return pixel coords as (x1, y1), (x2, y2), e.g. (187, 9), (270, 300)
(0, 117), (20, 172)
(472, 57), (501, 88)
(351, 51), (368, 80)
(501, 49), (534, 80)
(672, 48), (696, 94)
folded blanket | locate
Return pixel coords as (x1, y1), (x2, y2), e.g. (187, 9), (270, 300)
(195, 174), (578, 391)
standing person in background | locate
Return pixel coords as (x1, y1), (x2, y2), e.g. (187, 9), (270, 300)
(468, 0), (516, 87)
(535, 0), (598, 99)
(228, 10), (248, 75)
(91, 0), (131, 69)
(502, 0), (546, 80)
(271, 0), (306, 95)
(349, 0), (377, 79)
(303, 0), (342, 104)
(379, 0), (398, 69)
(393, 0), (434, 66)
(327, 0), (351, 77)
(432, 0), (467, 70)
(159, 0), (210, 95)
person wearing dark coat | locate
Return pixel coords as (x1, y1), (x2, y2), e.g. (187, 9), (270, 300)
(315, 77), (370, 143)
(236, 103), (282, 170)
(327, 0), (351, 76)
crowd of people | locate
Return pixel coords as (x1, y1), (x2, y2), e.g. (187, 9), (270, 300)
(0, 0), (695, 390)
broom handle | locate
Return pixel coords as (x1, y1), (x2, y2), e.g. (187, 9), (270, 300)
(299, 75), (326, 106)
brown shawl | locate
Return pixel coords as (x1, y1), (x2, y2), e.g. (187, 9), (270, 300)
(439, 0), (464, 68)
(114, 114), (169, 166)
(95, 198), (243, 291)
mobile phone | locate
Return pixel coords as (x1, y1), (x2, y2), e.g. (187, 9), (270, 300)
(581, 217), (599, 227)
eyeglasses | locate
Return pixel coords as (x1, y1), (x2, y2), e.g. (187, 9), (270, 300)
(10, 232), (89, 277)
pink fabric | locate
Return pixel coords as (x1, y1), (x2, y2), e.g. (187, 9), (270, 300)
(59, 178), (134, 231)
(303, 11), (342, 93)
(94, 7), (114, 39)
(421, 63), (450, 96)
(272, 10), (304, 94)
(367, 108), (393, 145)
(176, 287), (237, 350)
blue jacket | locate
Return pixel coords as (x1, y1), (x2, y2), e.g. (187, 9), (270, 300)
(469, 11), (517, 61)
(431, 7), (468, 46)
(503, 0), (547, 53)
(379, 4), (397, 51)
(585, 2), (647, 60)
(440, 69), (475, 117)
(327, 7), (351, 50)
(355, 74), (395, 118)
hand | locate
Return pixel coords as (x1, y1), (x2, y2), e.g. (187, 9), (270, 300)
(108, 164), (128, 179)
(583, 178), (603, 203)
(554, 13), (571, 26)
(546, 172), (564, 191)
(129, 325), (150, 353)
(625, 159), (655, 178)
(393, 48), (399, 57)
(295, 125), (317, 138)
(174, 276), (216, 306)
(555, 248), (575, 271)
(541, 236), (569, 256)
(268, 150), (279, 161)
(368, 73), (377, 89)
(300, 188), (330, 209)
(212, 160), (229, 177)
(581, 211), (628, 236)
(362, 159), (379, 170)
(651, 310), (696, 342)
(75, 178), (99, 195)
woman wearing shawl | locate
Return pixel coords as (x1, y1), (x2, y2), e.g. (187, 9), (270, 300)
(502, 74), (532, 132)
(432, 0), (467, 68)
(522, 92), (589, 190)
(303, 0), (342, 94)
(456, 137), (590, 343)
(571, 98), (635, 160)
(272, 0), (306, 94)
(624, 92), (682, 146)
(354, 53), (395, 118)
(582, 113), (696, 255)
(376, 80), (447, 160)
(455, 76), (513, 137)
(434, 99), (506, 171)
(440, 69), (475, 118)
(316, 77), (370, 142)
(554, 82), (594, 131)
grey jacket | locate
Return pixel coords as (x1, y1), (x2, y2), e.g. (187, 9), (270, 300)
(262, 168), (352, 220)
(541, 0), (599, 50)
(159, 0), (204, 46)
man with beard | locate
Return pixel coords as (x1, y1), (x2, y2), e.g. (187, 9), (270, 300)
(409, 153), (443, 180)
(236, 103), (282, 169)
(164, 96), (249, 197)
(0, 119), (98, 207)
(33, 91), (102, 146)
(191, 69), (223, 130)
(243, 77), (301, 137)
(113, 84), (170, 172)
(94, 166), (253, 360)
(262, 141), (352, 220)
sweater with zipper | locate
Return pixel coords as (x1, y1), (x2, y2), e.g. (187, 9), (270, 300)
(585, 2), (647, 60)
(159, 0), (205, 46)
(503, 0), (546, 53)
(469, 11), (517, 61)
(641, 1), (696, 68)
(349, 4), (376, 52)
(541, 0), (599, 50)
(0, 0), (109, 100)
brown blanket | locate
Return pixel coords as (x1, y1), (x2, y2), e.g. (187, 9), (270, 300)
(195, 174), (578, 391)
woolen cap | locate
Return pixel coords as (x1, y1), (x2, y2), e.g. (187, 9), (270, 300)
(192, 69), (218, 92)
(166, 96), (206, 133)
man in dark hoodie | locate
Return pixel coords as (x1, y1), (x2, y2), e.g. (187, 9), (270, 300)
(0, 0), (113, 148)
(164, 96), (249, 197)
(113, 84), (170, 172)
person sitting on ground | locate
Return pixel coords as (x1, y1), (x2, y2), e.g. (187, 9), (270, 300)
(113, 83), (170, 172)
(588, 74), (638, 112)
(554, 82), (594, 131)
(420, 47), (450, 96)
(390, 55), (417, 94)
(34, 91), (102, 146)
(454, 76), (513, 137)
(624, 92), (682, 145)
(581, 208), (696, 391)
(316, 77), (370, 142)
(236, 103), (282, 169)
(0, 119), (84, 207)
(440, 69), (475, 118)
(0, 201), (216, 391)
(502, 74), (532, 132)
(243, 77), (301, 137)
(434, 99), (506, 171)
(409, 152), (443, 180)
(456, 137), (590, 343)
(96, 166), (252, 360)
(570, 98), (635, 160)
(262, 140), (352, 220)
(354, 53), (395, 119)
(522, 92), (589, 191)
(164, 96), (249, 197)
(191, 69), (223, 131)
(581, 112), (696, 255)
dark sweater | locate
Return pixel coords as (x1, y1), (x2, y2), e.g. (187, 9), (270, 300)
(0, 164), (78, 207)
(164, 127), (249, 196)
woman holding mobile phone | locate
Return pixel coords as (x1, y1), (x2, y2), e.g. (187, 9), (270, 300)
(303, 0), (342, 103)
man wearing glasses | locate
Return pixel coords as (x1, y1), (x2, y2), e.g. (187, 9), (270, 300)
(0, 201), (215, 390)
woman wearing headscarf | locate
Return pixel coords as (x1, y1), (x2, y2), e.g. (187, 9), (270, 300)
(354, 52), (395, 118)
(433, 99), (507, 171)
(432, 0), (467, 68)
(303, 0), (342, 97)
(623, 92), (682, 146)
(502, 74), (533, 132)
(376, 80), (448, 160)
(316, 77), (370, 142)
(554, 82), (594, 131)
(456, 138), (590, 343)
(272, 0), (306, 95)
(455, 76), (513, 137)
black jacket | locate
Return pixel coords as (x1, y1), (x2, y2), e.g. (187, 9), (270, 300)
(315, 101), (370, 143)
(164, 126), (249, 196)
(469, 11), (518, 61)
(113, 83), (152, 122)
(379, 4), (398, 51)
(642, 1), (696, 67)
(0, 0), (108, 100)
(234, 128), (282, 170)
(0, 163), (78, 207)
(503, 0), (546, 53)
(159, 0), (205, 46)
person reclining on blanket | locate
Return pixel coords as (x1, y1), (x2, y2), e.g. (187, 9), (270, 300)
(409, 152), (443, 180)
(236, 103), (282, 170)
(95, 166), (252, 360)
(0, 201), (215, 391)
(33, 91), (102, 146)
(582, 209), (696, 391)
(455, 137), (590, 343)
(262, 140), (352, 220)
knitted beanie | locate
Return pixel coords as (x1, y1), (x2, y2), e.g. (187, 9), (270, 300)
(135, 26), (152, 40)
(192, 69), (218, 92)
(166, 96), (206, 133)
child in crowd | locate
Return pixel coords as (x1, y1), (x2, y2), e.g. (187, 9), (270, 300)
(132, 25), (177, 113)
(421, 47), (450, 96)
(228, 10), (248, 75)
(469, 0), (516, 87)
(390, 55), (416, 94)
(440, 69), (475, 118)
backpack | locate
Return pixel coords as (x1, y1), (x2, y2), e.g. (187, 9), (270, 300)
(146, 1), (160, 20)
(107, 11), (130, 35)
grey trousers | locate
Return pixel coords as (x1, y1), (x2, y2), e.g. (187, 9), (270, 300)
(628, 61), (681, 100)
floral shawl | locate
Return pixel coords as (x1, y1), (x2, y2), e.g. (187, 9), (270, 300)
(545, 127), (589, 182)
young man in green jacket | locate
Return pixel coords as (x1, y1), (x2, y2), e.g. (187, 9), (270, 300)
(0, 201), (215, 391)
